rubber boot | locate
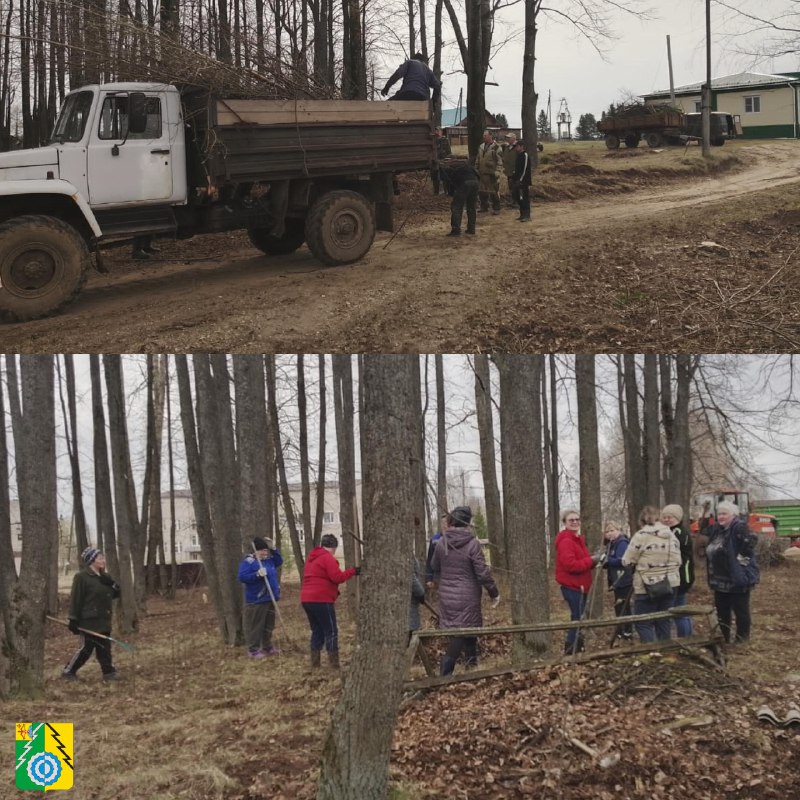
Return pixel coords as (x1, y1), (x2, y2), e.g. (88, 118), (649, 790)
(440, 655), (457, 676)
(310, 649), (321, 669)
(327, 650), (340, 669)
(446, 228), (461, 237)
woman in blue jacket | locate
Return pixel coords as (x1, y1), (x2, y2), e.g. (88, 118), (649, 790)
(238, 537), (283, 658)
(603, 521), (633, 641)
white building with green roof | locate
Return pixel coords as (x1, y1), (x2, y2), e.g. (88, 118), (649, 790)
(642, 72), (800, 139)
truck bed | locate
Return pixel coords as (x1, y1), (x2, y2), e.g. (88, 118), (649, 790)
(184, 95), (436, 186)
(597, 110), (684, 132)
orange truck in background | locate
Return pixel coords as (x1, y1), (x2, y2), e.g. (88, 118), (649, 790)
(690, 489), (778, 537)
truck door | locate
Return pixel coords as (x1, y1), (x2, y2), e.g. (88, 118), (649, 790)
(87, 92), (173, 206)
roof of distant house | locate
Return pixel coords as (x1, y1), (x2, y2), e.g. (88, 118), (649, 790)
(644, 71), (800, 99)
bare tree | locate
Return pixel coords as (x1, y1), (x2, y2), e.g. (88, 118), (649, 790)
(5, 355), (57, 697)
(435, 354), (447, 520)
(312, 354), (327, 548)
(575, 354), (602, 617)
(495, 354), (550, 658)
(473, 354), (505, 569)
(103, 354), (140, 632)
(643, 354), (660, 506)
(317, 355), (417, 799)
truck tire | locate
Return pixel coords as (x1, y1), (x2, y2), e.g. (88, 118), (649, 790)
(247, 218), (305, 256)
(711, 137), (725, 147)
(646, 132), (664, 148)
(305, 190), (375, 266)
(0, 214), (90, 322)
(624, 133), (640, 148)
(604, 134), (620, 150)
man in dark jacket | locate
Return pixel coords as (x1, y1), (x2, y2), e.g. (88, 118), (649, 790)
(238, 537), (283, 658)
(431, 506), (499, 675)
(382, 53), (441, 102)
(512, 140), (532, 222)
(439, 158), (480, 236)
(432, 128), (452, 194)
(62, 547), (121, 681)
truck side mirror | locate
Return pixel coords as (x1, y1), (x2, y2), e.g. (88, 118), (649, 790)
(128, 92), (148, 135)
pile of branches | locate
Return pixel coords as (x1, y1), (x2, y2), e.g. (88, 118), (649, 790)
(67, 4), (336, 99)
(611, 102), (683, 119)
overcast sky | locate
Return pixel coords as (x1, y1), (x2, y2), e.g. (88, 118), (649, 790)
(420, 0), (799, 126)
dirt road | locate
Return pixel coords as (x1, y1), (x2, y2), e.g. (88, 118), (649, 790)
(2, 141), (799, 353)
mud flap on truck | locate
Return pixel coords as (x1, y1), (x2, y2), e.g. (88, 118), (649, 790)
(370, 173), (395, 233)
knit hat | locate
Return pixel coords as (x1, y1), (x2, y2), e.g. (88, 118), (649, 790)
(449, 506), (472, 527)
(253, 537), (269, 551)
(321, 534), (339, 549)
(661, 504), (684, 523)
(81, 547), (101, 565)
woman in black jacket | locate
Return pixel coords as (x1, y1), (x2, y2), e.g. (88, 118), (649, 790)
(661, 504), (695, 637)
(702, 501), (758, 643)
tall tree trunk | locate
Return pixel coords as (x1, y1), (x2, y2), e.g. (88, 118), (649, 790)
(174, 355), (229, 638)
(659, 355), (675, 502)
(145, 355), (167, 595)
(521, 0), (539, 157)
(298, 355), (314, 556)
(548, 355), (560, 540)
(622, 355), (646, 533)
(233, 355), (269, 550)
(8, 355), (56, 698)
(164, 356), (177, 597)
(312, 355), (327, 548)
(495, 355), (550, 659)
(643, 354), (660, 507)
(473, 355), (504, 569)
(435, 355), (447, 521)
(61, 355), (89, 555)
(575, 355), (602, 617)
(0, 357), (17, 698)
(317, 356), (417, 799)
(331, 354), (357, 600)
(89, 355), (119, 577)
(673, 356), (695, 518)
(266, 355), (306, 577)
(193, 354), (242, 644)
(103, 355), (140, 632)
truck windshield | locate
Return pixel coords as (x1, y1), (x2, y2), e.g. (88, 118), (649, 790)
(51, 90), (94, 143)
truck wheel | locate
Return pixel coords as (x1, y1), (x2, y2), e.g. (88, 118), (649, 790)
(604, 134), (620, 150)
(624, 134), (640, 148)
(247, 218), (306, 256)
(305, 190), (375, 266)
(711, 137), (725, 147)
(646, 132), (664, 148)
(0, 214), (90, 322)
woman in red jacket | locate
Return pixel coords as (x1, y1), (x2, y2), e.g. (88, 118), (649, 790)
(300, 533), (359, 669)
(555, 509), (602, 654)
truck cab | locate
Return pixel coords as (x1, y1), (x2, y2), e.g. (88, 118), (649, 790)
(691, 489), (777, 536)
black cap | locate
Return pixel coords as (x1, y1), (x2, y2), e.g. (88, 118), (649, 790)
(412, 52), (427, 62)
(449, 506), (472, 527)
(253, 537), (269, 551)
(321, 534), (339, 549)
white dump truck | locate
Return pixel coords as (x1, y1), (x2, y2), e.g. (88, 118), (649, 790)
(0, 82), (435, 321)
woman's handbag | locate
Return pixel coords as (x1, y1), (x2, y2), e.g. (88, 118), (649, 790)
(644, 576), (673, 600)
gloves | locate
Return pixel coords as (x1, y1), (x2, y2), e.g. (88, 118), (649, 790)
(381, 88), (389, 97)
(591, 552), (607, 567)
(98, 572), (115, 587)
(491, 594), (501, 609)
(256, 567), (267, 578)
(68, 619), (80, 635)
(265, 539), (275, 551)
(354, 565), (362, 576)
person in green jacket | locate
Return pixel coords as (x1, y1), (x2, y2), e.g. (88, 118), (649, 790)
(62, 547), (121, 681)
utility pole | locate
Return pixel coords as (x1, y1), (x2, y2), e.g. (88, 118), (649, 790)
(666, 35), (676, 106)
(702, 0), (711, 158)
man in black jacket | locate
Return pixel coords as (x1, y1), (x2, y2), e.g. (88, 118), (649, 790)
(62, 547), (121, 681)
(439, 158), (480, 236)
(512, 140), (532, 222)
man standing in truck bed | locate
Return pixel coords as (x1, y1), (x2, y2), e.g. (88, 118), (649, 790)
(382, 53), (441, 103)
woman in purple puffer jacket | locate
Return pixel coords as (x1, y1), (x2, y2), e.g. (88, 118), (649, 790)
(431, 506), (499, 676)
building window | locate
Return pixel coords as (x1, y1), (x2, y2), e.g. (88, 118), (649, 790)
(191, 535), (198, 547)
(744, 96), (761, 113)
(323, 512), (335, 524)
(694, 101), (702, 113)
